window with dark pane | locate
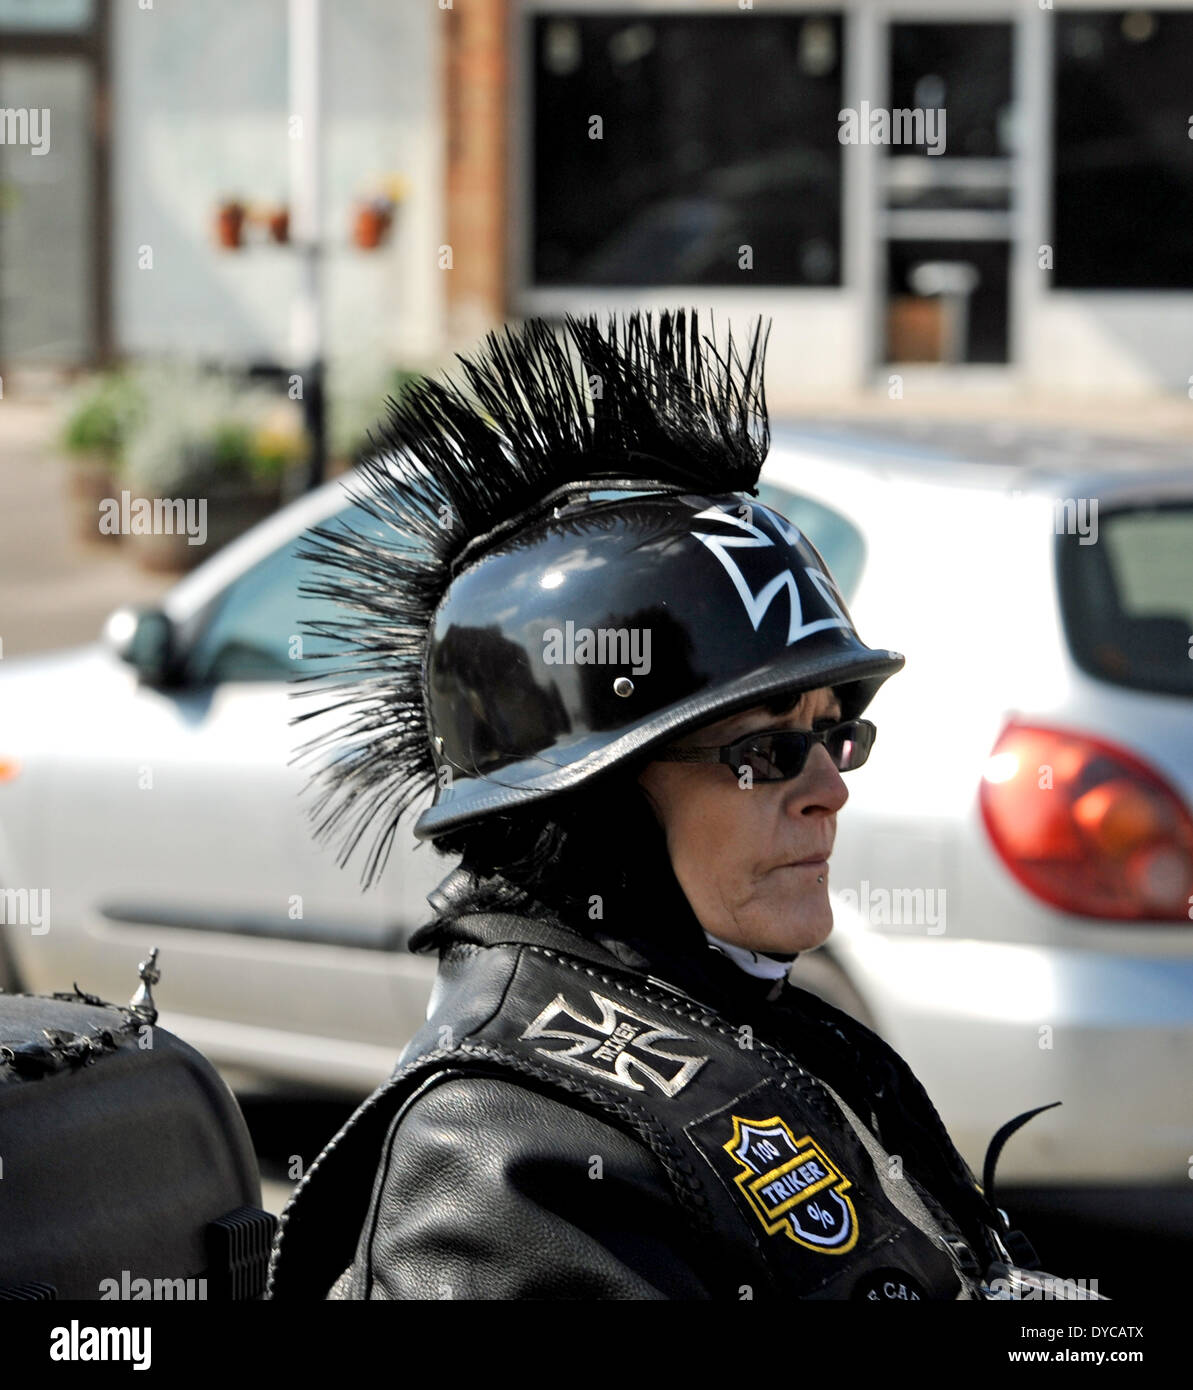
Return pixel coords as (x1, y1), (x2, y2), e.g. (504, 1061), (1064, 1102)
(889, 22), (1014, 160)
(1053, 10), (1193, 289)
(532, 12), (844, 287)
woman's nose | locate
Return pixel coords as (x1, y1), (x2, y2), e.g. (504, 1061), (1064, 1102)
(784, 742), (849, 816)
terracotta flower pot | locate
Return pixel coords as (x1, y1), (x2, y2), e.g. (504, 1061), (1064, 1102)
(216, 202), (246, 250)
(353, 204), (392, 250)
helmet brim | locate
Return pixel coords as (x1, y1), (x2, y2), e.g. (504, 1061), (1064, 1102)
(414, 643), (904, 840)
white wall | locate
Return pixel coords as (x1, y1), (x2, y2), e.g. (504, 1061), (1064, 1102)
(515, 287), (866, 405)
(1024, 294), (1193, 395)
(111, 0), (443, 368)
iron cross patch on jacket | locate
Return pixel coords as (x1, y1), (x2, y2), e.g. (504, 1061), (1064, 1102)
(520, 990), (708, 1097)
(724, 1115), (859, 1253)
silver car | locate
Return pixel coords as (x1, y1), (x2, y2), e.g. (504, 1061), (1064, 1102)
(1, 419), (1190, 1205)
(0, 483), (447, 1094)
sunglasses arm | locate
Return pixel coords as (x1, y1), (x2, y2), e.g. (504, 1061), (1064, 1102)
(652, 746), (724, 764)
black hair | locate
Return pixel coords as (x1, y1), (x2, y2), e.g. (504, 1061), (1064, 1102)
(417, 759), (701, 953)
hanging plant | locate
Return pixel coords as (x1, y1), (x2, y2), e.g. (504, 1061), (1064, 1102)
(215, 199), (246, 249)
(352, 198), (392, 250)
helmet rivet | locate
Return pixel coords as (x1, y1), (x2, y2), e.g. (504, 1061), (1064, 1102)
(613, 677), (634, 698)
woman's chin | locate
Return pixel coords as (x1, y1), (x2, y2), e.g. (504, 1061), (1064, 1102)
(742, 906), (834, 956)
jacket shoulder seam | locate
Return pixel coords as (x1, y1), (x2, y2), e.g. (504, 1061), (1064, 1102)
(394, 1040), (715, 1232)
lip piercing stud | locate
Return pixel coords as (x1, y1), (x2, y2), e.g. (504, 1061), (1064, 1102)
(613, 677), (634, 697)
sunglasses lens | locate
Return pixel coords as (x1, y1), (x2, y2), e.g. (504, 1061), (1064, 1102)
(826, 720), (874, 771)
(738, 733), (812, 782)
(738, 722), (875, 781)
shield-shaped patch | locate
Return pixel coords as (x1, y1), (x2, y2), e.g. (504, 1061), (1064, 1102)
(723, 1114), (859, 1253)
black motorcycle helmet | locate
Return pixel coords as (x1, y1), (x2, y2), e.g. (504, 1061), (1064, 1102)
(293, 310), (903, 892)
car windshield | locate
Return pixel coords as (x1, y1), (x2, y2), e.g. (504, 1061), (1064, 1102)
(1057, 502), (1193, 698)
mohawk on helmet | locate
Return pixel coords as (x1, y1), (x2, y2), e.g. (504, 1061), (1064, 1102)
(292, 308), (901, 887)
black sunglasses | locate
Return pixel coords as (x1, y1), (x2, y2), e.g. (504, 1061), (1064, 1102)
(654, 718), (877, 783)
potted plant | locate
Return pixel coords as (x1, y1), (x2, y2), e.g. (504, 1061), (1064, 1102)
(215, 198), (246, 249)
(351, 174), (409, 251)
(352, 197), (391, 250)
(121, 366), (308, 573)
(59, 370), (145, 542)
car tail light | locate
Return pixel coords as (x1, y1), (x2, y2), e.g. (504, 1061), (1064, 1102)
(980, 722), (1193, 921)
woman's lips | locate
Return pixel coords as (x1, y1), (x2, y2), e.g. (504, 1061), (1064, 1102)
(777, 857), (829, 871)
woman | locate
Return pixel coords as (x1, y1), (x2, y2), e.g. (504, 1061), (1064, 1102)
(267, 310), (1043, 1301)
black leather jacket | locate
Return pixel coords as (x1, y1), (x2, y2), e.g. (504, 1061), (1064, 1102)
(268, 872), (1022, 1301)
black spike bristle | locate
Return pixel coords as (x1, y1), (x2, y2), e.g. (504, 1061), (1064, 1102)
(290, 308), (772, 887)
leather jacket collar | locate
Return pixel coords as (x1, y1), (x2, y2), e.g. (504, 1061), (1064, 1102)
(418, 863), (790, 1017)
(407, 864), (1010, 1271)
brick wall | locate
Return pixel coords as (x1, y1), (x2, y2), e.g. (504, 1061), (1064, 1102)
(442, 0), (509, 341)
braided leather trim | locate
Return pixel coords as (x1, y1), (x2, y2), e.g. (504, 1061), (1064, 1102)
(266, 1085), (398, 1298)
(270, 936), (997, 1297)
(774, 985), (1008, 1269)
(521, 944), (846, 1130)
(781, 987), (1007, 1265)
(413, 1039), (716, 1234)
(522, 944), (1001, 1276)
(267, 1036), (718, 1299)
(350, 1042), (724, 1302)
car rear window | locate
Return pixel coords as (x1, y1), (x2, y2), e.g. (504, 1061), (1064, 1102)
(1057, 502), (1193, 697)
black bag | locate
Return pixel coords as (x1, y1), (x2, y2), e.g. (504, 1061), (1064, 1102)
(0, 952), (275, 1301)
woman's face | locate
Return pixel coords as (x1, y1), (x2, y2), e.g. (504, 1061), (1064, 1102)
(638, 684), (847, 954)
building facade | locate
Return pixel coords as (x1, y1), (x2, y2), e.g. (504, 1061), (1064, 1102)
(506, 0), (1193, 402)
(2, 0), (1192, 408)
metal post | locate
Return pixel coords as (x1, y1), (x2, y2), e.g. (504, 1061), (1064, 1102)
(289, 0), (326, 489)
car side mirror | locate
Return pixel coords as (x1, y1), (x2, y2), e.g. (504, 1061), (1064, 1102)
(102, 605), (176, 686)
